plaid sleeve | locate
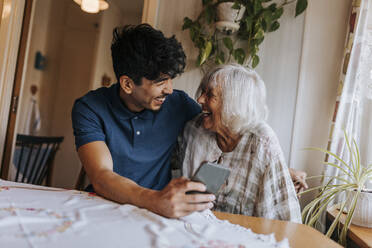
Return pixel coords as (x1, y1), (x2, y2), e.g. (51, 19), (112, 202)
(256, 155), (302, 223)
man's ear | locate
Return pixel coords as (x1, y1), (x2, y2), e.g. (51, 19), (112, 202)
(119, 75), (134, 94)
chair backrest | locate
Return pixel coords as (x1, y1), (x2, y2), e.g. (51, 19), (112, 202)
(13, 134), (64, 185)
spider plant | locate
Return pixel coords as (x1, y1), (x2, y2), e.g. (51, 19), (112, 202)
(300, 131), (372, 246)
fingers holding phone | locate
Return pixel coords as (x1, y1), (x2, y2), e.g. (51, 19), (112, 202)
(152, 177), (215, 218)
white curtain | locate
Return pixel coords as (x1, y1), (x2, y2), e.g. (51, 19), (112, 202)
(325, 0), (372, 192)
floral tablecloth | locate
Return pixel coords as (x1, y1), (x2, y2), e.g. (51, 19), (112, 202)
(0, 179), (289, 248)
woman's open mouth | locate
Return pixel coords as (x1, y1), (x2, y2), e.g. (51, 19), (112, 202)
(202, 110), (212, 117)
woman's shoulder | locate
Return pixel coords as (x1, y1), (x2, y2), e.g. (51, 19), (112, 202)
(255, 121), (277, 136)
(243, 122), (283, 157)
(243, 122), (277, 141)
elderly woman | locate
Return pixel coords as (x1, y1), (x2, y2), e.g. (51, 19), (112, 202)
(180, 64), (302, 223)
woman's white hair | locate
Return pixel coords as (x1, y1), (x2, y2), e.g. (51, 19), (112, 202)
(196, 63), (268, 134)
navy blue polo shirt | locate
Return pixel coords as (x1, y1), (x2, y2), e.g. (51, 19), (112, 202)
(71, 83), (200, 190)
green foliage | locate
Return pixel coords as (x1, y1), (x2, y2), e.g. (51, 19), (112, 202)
(296, 0), (308, 17)
(300, 131), (372, 246)
(182, 0), (307, 69)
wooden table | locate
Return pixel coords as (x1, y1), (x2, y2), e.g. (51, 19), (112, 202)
(214, 211), (342, 248)
(327, 207), (372, 248)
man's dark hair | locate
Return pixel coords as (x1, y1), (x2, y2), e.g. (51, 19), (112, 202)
(111, 24), (186, 85)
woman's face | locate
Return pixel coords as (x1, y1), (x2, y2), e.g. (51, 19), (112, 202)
(197, 84), (223, 133)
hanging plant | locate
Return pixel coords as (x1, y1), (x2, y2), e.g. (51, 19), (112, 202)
(182, 0), (308, 69)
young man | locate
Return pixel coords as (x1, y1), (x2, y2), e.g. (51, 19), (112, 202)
(72, 24), (215, 218)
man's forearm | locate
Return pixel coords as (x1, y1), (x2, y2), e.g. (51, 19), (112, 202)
(91, 170), (158, 210)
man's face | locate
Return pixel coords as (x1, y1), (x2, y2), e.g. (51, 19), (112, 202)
(128, 75), (173, 112)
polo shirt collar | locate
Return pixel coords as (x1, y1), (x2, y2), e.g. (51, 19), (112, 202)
(110, 83), (154, 120)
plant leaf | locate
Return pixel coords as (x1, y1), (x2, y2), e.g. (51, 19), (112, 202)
(273, 7), (283, 19)
(253, 28), (264, 39)
(244, 17), (253, 32)
(322, 161), (354, 179)
(223, 37), (234, 52)
(190, 28), (197, 42)
(306, 147), (355, 178)
(353, 138), (361, 175)
(215, 51), (225, 64)
(202, 0), (212, 6)
(308, 193), (337, 226)
(344, 130), (357, 176)
(231, 1), (241, 10)
(295, 0), (308, 17)
(269, 21), (280, 32)
(199, 41), (213, 65)
(325, 201), (348, 237)
(233, 48), (245, 64)
(249, 42), (258, 56)
(262, 11), (272, 31)
(252, 55), (260, 68)
(256, 37), (265, 45)
(267, 3), (277, 12)
(340, 190), (360, 245)
(298, 185), (325, 196)
(182, 17), (193, 30)
(253, 0), (262, 15)
(204, 6), (216, 24)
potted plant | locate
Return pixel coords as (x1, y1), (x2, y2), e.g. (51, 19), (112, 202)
(301, 131), (372, 246)
(182, 0), (308, 69)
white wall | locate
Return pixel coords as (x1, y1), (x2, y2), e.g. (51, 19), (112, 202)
(91, 1), (143, 90)
(255, 2), (304, 162)
(50, 1), (100, 188)
(156, 0), (203, 97)
(290, 0), (351, 204)
(90, 1), (122, 90)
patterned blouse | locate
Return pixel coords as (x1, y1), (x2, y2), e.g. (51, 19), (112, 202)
(179, 115), (302, 223)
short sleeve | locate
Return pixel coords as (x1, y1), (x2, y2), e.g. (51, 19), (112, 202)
(71, 100), (105, 150)
(180, 91), (201, 123)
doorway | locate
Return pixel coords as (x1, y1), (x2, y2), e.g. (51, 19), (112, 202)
(3, 0), (144, 188)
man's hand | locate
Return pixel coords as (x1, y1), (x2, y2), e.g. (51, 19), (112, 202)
(149, 177), (215, 218)
(289, 168), (308, 196)
(78, 142), (214, 218)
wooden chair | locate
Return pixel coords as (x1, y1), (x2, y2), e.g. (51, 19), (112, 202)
(75, 166), (87, 191)
(12, 134), (64, 186)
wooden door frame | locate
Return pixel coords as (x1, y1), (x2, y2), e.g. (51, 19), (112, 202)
(0, 0), (34, 179)
(0, 1), (3, 27)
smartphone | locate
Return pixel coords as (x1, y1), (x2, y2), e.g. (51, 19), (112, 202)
(187, 162), (230, 195)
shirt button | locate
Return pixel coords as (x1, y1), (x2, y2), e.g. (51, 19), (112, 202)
(136, 131), (141, 135)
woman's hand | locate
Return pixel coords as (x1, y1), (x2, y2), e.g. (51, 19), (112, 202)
(289, 168), (308, 196)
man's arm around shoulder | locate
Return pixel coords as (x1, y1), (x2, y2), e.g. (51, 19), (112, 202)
(78, 141), (215, 218)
